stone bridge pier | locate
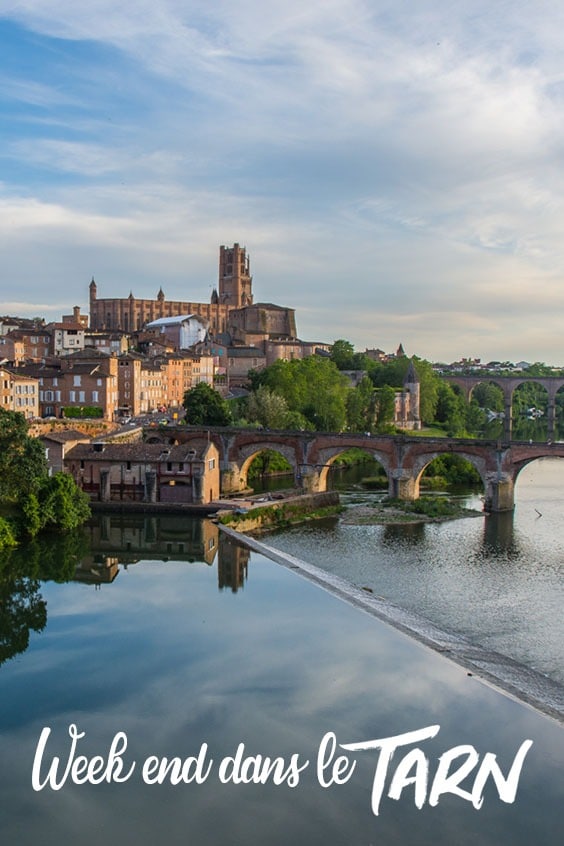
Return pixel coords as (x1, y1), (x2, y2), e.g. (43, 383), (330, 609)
(296, 465), (323, 493)
(389, 470), (419, 501)
(483, 473), (515, 512)
(220, 462), (248, 495)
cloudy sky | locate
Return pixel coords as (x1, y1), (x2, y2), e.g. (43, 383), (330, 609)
(2, 1), (564, 363)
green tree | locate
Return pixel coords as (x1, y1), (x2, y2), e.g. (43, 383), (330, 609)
(37, 473), (91, 533)
(465, 399), (486, 436)
(0, 409), (90, 540)
(374, 385), (396, 431)
(0, 409), (47, 501)
(283, 410), (313, 431)
(254, 357), (349, 432)
(0, 518), (18, 550)
(246, 386), (290, 429)
(523, 362), (553, 376)
(435, 383), (467, 436)
(18, 492), (42, 539)
(346, 376), (375, 432)
(471, 382), (504, 412)
(183, 383), (232, 426)
(330, 339), (355, 370)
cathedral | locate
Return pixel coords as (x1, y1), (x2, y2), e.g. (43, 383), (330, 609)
(88, 243), (255, 336)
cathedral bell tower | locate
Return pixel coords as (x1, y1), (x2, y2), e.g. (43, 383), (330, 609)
(217, 243), (253, 308)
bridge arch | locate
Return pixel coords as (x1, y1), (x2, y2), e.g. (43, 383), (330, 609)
(467, 378), (506, 403)
(443, 374), (564, 441)
(237, 442), (298, 490)
(512, 454), (564, 485)
(510, 380), (549, 442)
(313, 447), (391, 492)
(410, 450), (489, 501)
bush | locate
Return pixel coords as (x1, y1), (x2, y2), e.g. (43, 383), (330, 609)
(62, 407), (103, 418)
(0, 517), (18, 549)
(37, 473), (91, 532)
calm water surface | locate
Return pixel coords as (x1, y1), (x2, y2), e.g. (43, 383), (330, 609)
(266, 458), (564, 684)
(1, 470), (563, 845)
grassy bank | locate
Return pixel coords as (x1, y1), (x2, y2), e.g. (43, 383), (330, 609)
(218, 493), (343, 534)
(341, 495), (482, 526)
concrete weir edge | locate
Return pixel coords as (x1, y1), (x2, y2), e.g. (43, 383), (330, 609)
(219, 525), (564, 726)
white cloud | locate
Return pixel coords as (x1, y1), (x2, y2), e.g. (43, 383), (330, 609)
(2, 1), (564, 360)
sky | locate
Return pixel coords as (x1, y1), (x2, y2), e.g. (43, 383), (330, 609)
(2, 1), (564, 364)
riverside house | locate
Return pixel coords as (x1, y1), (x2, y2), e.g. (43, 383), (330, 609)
(65, 439), (220, 505)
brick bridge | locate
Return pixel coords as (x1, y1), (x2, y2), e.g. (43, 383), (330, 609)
(145, 426), (564, 511)
(443, 375), (564, 441)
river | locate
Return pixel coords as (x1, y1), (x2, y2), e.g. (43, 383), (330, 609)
(262, 457), (564, 688)
(1, 462), (563, 844)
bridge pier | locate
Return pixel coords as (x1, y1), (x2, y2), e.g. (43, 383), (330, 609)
(297, 465), (322, 493)
(389, 470), (419, 501)
(548, 400), (556, 440)
(220, 462), (248, 495)
(484, 474), (515, 512)
(503, 399), (513, 441)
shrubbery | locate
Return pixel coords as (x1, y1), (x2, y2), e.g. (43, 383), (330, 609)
(0, 409), (91, 549)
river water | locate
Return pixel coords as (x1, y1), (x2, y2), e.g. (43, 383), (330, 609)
(1, 465), (563, 844)
(263, 458), (564, 687)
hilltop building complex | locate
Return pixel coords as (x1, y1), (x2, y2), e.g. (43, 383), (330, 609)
(88, 243), (254, 334)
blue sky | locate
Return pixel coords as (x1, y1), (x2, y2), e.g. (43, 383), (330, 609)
(2, 1), (564, 363)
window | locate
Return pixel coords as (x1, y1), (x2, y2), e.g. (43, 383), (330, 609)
(208, 458), (215, 470)
(73, 375), (81, 386)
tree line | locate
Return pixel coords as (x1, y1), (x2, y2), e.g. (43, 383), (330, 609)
(181, 342), (564, 440)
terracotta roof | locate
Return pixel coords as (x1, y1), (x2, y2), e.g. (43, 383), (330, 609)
(65, 440), (214, 462)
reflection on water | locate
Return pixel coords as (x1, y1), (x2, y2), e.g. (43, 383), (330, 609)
(0, 514), (563, 845)
(265, 459), (564, 685)
(81, 515), (249, 592)
(0, 519), (250, 668)
(0, 530), (90, 666)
